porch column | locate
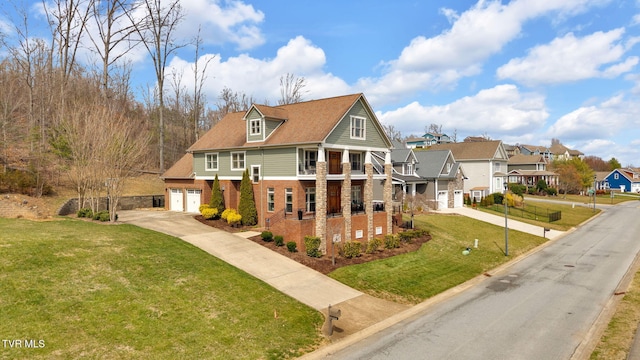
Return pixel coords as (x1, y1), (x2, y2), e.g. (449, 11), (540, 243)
(341, 149), (352, 242)
(315, 145), (327, 254)
(384, 151), (393, 235)
(364, 150), (374, 241)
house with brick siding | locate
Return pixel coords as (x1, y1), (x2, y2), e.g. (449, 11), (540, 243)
(162, 93), (394, 253)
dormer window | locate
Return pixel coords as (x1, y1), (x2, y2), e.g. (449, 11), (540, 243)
(406, 163), (413, 175)
(350, 116), (366, 140)
(250, 119), (261, 135)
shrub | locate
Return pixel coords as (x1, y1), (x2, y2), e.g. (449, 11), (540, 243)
(261, 231), (273, 242)
(365, 238), (382, 254)
(274, 235), (284, 247)
(209, 174), (225, 214)
(342, 241), (362, 259)
(304, 236), (322, 258)
(492, 192), (504, 205)
(286, 241), (297, 252)
(199, 204), (210, 213)
(384, 234), (400, 249)
(238, 169), (257, 226)
(546, 187), (558, 196)
(77, 208), (93, 218)
(509, 183), (526, 197)
(226, 211), (242, 226)
(201, 207), (219, 220)
(92, 210), (110, 222)
(221, 208), (234, 221)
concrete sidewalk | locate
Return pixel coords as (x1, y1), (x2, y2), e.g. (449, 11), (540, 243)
(117, 210), (363, 311)
(438, 206), (564, 240)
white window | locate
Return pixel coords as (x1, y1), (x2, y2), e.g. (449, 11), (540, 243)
(251, 165), (260, 183)
(267, 188), (275, 212)
(306, 187), (316, 212)
(614, 173), (619, 180)
(205, 153), (218, 171)
(494, 162), (501, 172)
(305, 150), (316, 170)
(350, 152), (362, 171)
(250, 119), (261, 135)
(350, 116), (366, 140)
(285, 188), (293, 213)
(446, 163), (452, 173)
(231, 152), (245, 170)
(406, 163), (413, 175)
(352, 185), (362, 204)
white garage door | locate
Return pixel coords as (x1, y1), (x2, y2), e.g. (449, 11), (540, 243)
(437, 191), (448, 210)
(169, 189), (184, 212)
(454, 190), (463, 208)
(186, 189), (202, 213)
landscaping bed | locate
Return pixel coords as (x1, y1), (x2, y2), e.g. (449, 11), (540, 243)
(194, 215), (431, 275)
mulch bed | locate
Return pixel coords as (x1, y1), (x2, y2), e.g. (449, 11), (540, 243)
(194, 215), (431, 275)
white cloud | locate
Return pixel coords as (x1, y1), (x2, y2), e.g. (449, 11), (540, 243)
(377, 84), (548, 137)
(362, 0), (614, 105)
(166, 36), (350, 104)
(177, 0), (265, 50)
(497, 29), (637, 85)
(546, 94), (640, 140)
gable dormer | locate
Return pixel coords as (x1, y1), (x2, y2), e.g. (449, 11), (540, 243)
(244, 104), (287, 143)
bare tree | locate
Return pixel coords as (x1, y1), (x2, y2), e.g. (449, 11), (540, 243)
(382, 123), (403, 143)
(191, 27), (214, 141)
(86, 0), (140, 104)
(278, 73), (307, 105)
(425, 123), (443, 134)
(127, 0), (185, 173)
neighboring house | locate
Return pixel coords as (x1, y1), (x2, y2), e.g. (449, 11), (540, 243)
(603, 168), (640, 193)
(405, 132), (452, 148)
(373, 146), (464, 211)
(162, 93), (395, 253)
(550, 143), (584, 161)
(507, 154), (558, 188)
(428, 140), (509, 201)
(518, 145), (553, 161)
(413, 149), (465, 209)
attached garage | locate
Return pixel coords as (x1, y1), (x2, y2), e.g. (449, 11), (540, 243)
(186, 189), (202, 213)
(454, 190), (463, 208)
(169, 188), (184, 212)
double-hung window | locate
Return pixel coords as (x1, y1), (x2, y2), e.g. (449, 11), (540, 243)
(352, 185), (362, 205)
(250, 119), (261, 135)
(267, 188), (275, 212)
(231, 152), (245, 170)
(304, 150), (316, 173)
(285, 188), (293, 213)
(305, 187), (315, 212)
(350, 116), (366, 140)
(350, 152), (362, 171)
(205, 153), (218, 171)
(251, 165), (260, 183)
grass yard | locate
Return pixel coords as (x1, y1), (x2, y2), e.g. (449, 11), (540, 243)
(0, 218), (323, 359)
(590, 264), (640, 359)
(480, 200), (598, 231)
(329, 213), (547, 304)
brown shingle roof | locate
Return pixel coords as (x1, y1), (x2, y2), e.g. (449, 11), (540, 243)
(428, 140), (502, 160)
(189, 93), (364, 151)
(508, 154), (546, 165)
(161, 152), (194, 179)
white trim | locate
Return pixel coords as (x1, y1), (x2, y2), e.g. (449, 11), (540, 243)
(204, 152), (219, 171)
(249, 118), (261, 136)
(350, 115), (366, 140)
(285, 188), (293, 213)
(230, 151), (246, 171)
(251, 165), (261, 183)
(267, 187), (275, 212)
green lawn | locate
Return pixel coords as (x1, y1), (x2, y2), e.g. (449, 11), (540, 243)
(480, 200), (598, 231)
(0, 218), (323, 359)
(329, 214), (547, 304)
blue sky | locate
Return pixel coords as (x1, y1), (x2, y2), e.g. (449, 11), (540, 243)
(3, 0), (640, 166)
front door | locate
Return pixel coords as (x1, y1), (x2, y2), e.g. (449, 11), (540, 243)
(328, 184), (341, 214)
(329, 151), (341, 174)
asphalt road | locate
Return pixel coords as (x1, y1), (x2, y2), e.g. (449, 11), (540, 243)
(327, 201), (640, 360)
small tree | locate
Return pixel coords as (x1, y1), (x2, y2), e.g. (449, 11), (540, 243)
(210, 174), (225, 213)
(238, 169), (257, 226)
